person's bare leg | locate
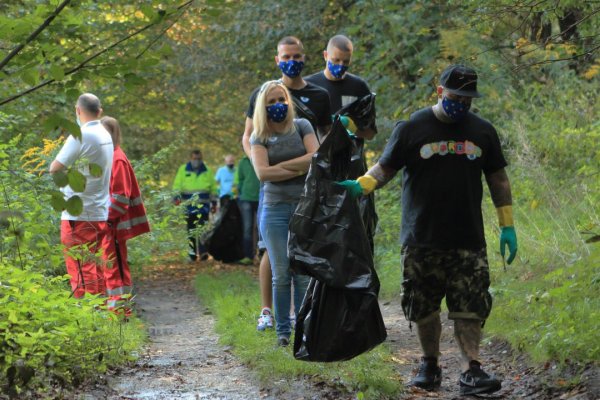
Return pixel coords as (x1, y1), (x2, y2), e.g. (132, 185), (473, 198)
(416, 311), (441, 358)
(411, 311), (442, 390)
(259, 251), (272, 310)
(454, 319), (481, 371)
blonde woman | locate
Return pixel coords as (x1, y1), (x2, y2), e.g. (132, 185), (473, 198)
(250, 80), (319, 346)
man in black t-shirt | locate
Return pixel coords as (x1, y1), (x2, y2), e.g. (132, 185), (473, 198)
(338, 65), (518, 396)
(306, 34), (378, 253)
(305, 34), (376, 139)
(241, 36), (331, 333)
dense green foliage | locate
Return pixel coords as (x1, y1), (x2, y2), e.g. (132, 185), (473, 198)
(0, 268), (145, 396)
(195, 270), (402, 399)
(0, 0), (598, 396)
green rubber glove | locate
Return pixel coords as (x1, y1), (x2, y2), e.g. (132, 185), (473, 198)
(339, 115), (357, 138)
(336, 180), (363, 198)
(500, 226), (518, 264)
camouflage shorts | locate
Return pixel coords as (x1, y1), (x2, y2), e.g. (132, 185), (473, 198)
(400, 246), (492, 322)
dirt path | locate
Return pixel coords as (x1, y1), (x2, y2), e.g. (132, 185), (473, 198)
(81, 262), (334, 400)
(80, 262), (597, 400)
(80, 262), (262, 399)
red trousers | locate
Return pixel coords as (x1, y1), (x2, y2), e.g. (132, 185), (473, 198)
(102, 226), (132, 310)
(61, 220), (108, 298)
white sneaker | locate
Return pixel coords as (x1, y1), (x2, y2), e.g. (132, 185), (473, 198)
(256, 308), (274, 331)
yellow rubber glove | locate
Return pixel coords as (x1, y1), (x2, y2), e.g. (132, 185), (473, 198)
(357, 175), (378, 195)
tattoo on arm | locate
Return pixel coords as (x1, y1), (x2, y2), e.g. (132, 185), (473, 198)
(485, 168), (512, 207)
(366, 163), (398, 188)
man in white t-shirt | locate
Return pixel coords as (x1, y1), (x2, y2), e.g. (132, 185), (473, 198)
(50, 93), (114, 298)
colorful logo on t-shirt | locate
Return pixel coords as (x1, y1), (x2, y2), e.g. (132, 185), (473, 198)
(419, 140), (482, 160)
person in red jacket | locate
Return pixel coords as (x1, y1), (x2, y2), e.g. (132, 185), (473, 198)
(101, 116), (150, 315)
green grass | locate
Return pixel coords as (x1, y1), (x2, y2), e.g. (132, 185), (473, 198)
(485, 232), (600, 365)
(195, 269), (403, 399)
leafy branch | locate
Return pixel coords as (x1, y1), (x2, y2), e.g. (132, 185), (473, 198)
(513, 42), (600, 70)
(0, 0), (195, 107)
(136, 3), (197, 60)
(0, 0), (72, 72)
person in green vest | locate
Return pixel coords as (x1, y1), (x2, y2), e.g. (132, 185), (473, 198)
(172, 149), (217, 262)
(234, 155), (260, 265)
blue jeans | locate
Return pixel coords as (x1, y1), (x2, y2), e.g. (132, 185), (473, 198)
(260, 201), (309, 338)
(238, 199), (258, 259)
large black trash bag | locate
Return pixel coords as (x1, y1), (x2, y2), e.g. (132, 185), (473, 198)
(201, 199), (244, 263)
(288, 118), (374, 289)
(289, 115), (387, 362)
(337, 93), (378, 251)
(294, 278), (386, 362)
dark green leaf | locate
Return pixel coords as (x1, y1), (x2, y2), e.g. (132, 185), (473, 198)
(60, 119), (81, 140)
(66, 196), (83, 216)
(141, 5), (155, 19)
(50, 191), (67, 212)
(49, 65), (65, 81)
(52, 171), (69, 187)
(21, 68), (39, 86)
(89, 163), (102, 178)
(67, 169), (86, 192)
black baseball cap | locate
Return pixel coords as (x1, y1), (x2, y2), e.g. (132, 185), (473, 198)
(440, 64), (482, 98)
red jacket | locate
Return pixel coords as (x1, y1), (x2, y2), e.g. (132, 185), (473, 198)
(109, 147), (150, 241)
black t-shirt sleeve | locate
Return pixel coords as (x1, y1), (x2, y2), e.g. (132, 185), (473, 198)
(482, 125), (508, 174)
(357, 79), (372, 98)
(378, 121), (407, 171)
(316, 90), (332, 128)
(246, 87), (260, 118)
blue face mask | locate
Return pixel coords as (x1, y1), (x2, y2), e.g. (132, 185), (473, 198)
(266, 102), (288, 122)
(278, 60), (304, 78)
(442, 96), (471, 121)
(76, 115), (81, 126)
(327, 60), (348, 79)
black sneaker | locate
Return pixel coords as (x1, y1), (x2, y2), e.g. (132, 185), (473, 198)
(277, 336), (290, 347)
(459, 360), (502, 395)
(410, 357), (442, 391)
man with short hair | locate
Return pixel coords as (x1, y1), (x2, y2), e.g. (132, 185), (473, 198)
(172, 149), (217, 262)
(215, 154), (236, 207)
(242, 36), (332, 331)
(50, 93), (114, 298)
(338, 65), (517, 395)
(307, 34), (378, 252)
(305, 34), (376, 139)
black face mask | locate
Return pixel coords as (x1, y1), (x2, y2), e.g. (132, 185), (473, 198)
(227, 164), (234, 169)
